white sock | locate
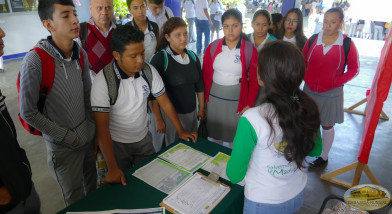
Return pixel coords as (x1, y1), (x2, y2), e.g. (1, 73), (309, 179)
(320, 127), (335, 160)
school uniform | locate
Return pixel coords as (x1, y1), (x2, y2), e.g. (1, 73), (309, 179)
(182, 0), (196, 42)
(202, 38), (259, 142)
(91, 61), (165, 170)
(146, 6), (174, 30)
(248, 32), (277, 52)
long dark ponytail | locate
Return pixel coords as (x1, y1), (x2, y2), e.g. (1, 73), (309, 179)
(258, 41), (320, 169)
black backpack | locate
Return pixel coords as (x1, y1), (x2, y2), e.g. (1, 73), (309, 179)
(307, 34), (351, 74)
(103, 62), (154, 105)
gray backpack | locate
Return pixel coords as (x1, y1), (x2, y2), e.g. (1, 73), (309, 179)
(103, 62), (153, 105)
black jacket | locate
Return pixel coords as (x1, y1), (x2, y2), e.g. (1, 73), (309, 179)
(0, 90), (32, 213)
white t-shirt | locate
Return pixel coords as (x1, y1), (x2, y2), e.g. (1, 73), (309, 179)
(195, 0), (209, 20)
(212, 43), (242, 86)
(250, 32), (271, 52)
(209, 1), (223, 15)
(283, 35), (296, 44)
(182, 0), (196, 19)
(91, 62), (165, 143)
(146, 6), (174, 29)
(242, 104), (307, 204)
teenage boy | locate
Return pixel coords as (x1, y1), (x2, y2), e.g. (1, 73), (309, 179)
(79, 0), (116, 80)
(0, 27), (41, 214)
(18, 0), (96, 206)
(146, 0), (174, 29)
(91, 25), (197, 185)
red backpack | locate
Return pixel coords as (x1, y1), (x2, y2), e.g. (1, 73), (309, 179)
(16, 47), (84, 136)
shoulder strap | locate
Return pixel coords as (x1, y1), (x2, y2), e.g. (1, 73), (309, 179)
(342, 36), (351, 74)
(80, 22), (88, 47)
(209, 40), (220, 61)
(141, 63), (154, 100)
(31, 47), (56, 112)
(308, 34), (318, 49)
(151, 21), (159, 40)
(244, 41), (253, 71)
(103, 63), (121, 105)
(247, 33), (251, 41)
(165, 9), (169, 20)
(187, 50), (197, 62)
(78, 50), (84, 74)
(161, 49), (169, 73)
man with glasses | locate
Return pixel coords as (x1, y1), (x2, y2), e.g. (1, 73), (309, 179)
(78, 0), (116, 81)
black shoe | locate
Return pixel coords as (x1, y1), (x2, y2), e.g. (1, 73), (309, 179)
(309, 157), (328, 168)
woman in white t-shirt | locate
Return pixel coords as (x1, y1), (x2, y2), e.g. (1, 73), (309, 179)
(279, 8), (307, 50)
(227, 41), (321, 214)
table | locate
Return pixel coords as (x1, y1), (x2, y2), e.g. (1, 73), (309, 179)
(57, 137), (244, 214)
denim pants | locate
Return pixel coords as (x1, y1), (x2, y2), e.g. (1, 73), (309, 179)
(243, 189), (305, 214)
(196, 18), (210, 54)
(187, 17), (196, 42)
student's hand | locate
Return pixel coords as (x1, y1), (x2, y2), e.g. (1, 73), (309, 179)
(209, 20), (213, 27)
(105, 168), (127, 186)
(239, 105), (250, 116)
(0, 186), (11, 205)
(179, 131), (198, 143)
(156, 119), (166, 134)
(197, 110), (206, 121)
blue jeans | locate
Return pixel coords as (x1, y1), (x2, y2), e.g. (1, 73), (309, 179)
(243, 189), (305, 214)
(187, 17), (196, 42)
(196, 18), (210, 54)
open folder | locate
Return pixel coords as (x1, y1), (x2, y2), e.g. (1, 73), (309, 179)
(160, 172), (230, 214)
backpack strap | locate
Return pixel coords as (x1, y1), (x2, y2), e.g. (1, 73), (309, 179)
(78, 50), (84, 74)
(209, 39), (220, 61)
(247, 33), (251, 41)
(103, 63), (121, 105)
(141, 62), (154, 100)
(308, 33), (318, 49)
(244, 40), (253, 71)
(186, 49), (197, 62)
(80, 22), (88, 47)
(342, 36), (351, 74)
(161, 49), (169, 73)
(165, 9), (169, 20)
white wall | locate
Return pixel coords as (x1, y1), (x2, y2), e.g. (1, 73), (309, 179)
(0, 0), (91, 57)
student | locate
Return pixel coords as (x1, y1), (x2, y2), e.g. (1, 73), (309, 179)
(269, 13), (283, 38)
(116, 15), (123, 25)
(146, 0), (174, 30)
(125, 0), (159, 61)
(0, 27), (41, 214)
(122, 14), (132, 25)
(79, 0), (117, 80)
(202, 9), (259, 146)
(209, 0), (224, 41)
(149, 17), (205, 152)
(195, 0), (213, 55)
(279, 8), (307, 50)
(248, 10), (277, 52)
(18, 0), (96, 206)
(181, 0), (196, 43)
(303, 7), (359, 168)
(91, 25), (197, 185)
(227, 41), (321, 214)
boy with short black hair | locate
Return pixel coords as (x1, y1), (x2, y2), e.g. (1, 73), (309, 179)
(19, 0), (96, 206)
(91, 25), (197, 186)
(146, 0), (174, 29)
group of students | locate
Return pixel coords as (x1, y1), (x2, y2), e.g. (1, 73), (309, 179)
(0, 0), (359, 213)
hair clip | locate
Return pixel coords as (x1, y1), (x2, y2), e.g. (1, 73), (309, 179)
(290, 94), (299, 102)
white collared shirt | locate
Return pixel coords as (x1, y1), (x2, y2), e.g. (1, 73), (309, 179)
(146, 6), (174, 29)
(283, 35), (296, 44)
(250, 32), (270, 52)
(316, 30), (344, 55)
(182, 0), (196, 18)
(213, 45), (242, 86)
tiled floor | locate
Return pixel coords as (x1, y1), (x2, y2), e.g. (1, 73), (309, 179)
(1, 36), (391, 213)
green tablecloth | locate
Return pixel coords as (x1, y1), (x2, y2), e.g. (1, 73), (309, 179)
(57, 137), (244, 214)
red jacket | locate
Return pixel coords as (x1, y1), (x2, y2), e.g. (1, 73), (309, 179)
(303, 34), (359, 93)
(202, 38), (259, 112)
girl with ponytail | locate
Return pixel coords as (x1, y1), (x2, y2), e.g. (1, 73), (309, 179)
(227, 40), (321, 214)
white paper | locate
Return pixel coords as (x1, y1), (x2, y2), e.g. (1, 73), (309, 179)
(67, 207), (165, 214)
(133, 158), (191, 194)
(159, 143), (211, 172)
(201, 152), (230, 181)
(163, 173), (230, 214)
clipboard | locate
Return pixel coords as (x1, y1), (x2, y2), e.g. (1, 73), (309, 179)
(159, 172), (230, 214)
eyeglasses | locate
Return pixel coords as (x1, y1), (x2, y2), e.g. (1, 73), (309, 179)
(285, 19), (299, 25)
(95, 6), (113, 12)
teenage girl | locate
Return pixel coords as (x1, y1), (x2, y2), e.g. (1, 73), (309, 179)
(202, 9), (259, 146)
(227, 41), (321, 213)
(149, 17), (205, 151)
(248, 10), (277, 52)
(125, 0), (159, 61)
(209, 0), (224, 41)
(279, 8), (307, 50)
(303, 7), (359, 168)
(270, 13), (283, 38)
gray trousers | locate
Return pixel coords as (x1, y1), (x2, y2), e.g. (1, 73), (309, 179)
(6, 183), (41, 214)
(47, 144), (97, 206)
(112, 131), (155, 172)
